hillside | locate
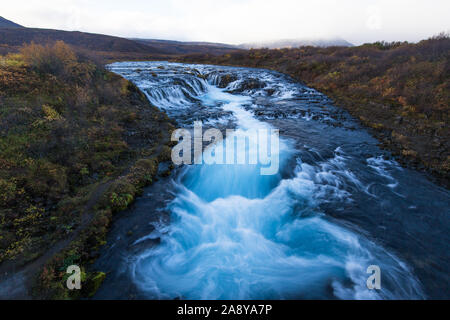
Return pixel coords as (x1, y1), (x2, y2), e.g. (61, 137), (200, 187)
(0, 25), (240, 59)
(179, 35), (450, 186)
(0, 16), (24, 28)
(0, 42), (174, 298)
(132, 38), (240, 55)
(0, 27), (170, 59)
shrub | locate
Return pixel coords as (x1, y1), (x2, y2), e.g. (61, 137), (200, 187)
(26, 160), (68, 198)
(127, 158), (158, 188)
(20, 41), (77, 77)
(107, 180), (136, 212)
(0, 178), (18, 206)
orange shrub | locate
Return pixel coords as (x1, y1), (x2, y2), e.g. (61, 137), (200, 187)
(20, 41), (77, 76)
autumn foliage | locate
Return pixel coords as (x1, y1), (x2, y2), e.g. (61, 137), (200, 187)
(20, 41), (77, 76)
(0, 42), (172, 271)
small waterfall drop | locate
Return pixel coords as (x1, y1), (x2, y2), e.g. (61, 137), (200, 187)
(95, 61), (448, 300)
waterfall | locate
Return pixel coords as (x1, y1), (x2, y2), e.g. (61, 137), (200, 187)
(104, 61), (430, 300)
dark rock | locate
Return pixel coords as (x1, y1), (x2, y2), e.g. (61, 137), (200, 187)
(218, 74), (237, 88)
(231, 78), (265, 93)
(265, 88), (275, 96)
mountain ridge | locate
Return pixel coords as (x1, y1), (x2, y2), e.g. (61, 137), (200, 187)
(0, 27), (173, 59)
(0, 16), (24, 28)
(0, 17), (354, 57)
(130, 38), (240, 55)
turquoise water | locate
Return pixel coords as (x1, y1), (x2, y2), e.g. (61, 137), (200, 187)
(117, 63), (423, 299)
(92, 62), (449, 300)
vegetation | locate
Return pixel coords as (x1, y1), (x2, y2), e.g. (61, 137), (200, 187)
(0, 41), (174, 298)
(180, 34), (450, 186)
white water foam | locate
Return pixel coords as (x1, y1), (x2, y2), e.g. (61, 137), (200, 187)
(109, 62), (424, 300)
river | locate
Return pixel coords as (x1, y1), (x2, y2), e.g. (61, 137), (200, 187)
(92, 62), (449, 300)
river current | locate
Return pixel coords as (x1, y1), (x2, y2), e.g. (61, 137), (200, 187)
(92, 62), (449, 300)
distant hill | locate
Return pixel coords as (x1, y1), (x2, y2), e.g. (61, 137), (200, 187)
(0, 28), (167, 55)
(238, 38), (353, 49)
(132, 38), (240, 55)
(0, 16), (24, 28)
(0, 27), (241, 58)
(0, 17), (351, 56)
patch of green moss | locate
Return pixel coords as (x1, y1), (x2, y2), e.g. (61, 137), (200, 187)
(82, 272), (106, 298)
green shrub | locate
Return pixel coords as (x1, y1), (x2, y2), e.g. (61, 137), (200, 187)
(107, 180), (136, 212)
(0, 178), (18, 206)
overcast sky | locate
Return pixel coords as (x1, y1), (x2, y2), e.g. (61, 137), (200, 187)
(2, 0), (449, 45)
